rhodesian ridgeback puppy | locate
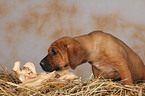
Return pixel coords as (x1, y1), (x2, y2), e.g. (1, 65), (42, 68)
(40, 30), (145, 85)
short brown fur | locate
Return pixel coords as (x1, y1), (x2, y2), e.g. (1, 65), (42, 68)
(40, 30), (145, 85)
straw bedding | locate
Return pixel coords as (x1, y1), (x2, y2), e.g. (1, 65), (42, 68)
(0, 64), (144, 96)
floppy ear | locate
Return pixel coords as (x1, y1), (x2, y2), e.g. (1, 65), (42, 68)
(66, 40), (84, 69)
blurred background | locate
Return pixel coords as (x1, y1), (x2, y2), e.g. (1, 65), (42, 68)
(0, 0), (145, 80)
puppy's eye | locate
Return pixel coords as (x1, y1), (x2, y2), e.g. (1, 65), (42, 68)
(51, 49), (58, 55)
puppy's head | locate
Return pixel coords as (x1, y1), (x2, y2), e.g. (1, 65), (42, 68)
(40, 37), (85, 72)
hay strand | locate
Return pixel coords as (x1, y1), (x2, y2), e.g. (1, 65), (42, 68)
(0, 64), (144, 96)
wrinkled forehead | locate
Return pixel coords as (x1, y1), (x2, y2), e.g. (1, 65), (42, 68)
(48, 37), (74, 53)
(49, 37), (73, 48)
(48, 39), (65, 51)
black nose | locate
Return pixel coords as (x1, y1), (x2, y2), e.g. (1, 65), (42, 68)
(40, 59), (54, 72)
(40, 56), (48, 68)
(40, 60), (45, 68)
(40, 59), (46, 68)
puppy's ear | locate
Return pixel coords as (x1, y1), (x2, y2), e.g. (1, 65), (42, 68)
(66, 40), (84, 69)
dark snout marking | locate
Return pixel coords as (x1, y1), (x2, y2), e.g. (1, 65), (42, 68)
(40, 57), (53, 72)
(40, 56), (61, 72)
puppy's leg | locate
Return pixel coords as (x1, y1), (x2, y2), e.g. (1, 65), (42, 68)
(114, 60), (133, 85)
(92, 65), (121, 80)
(92, 65), (101, 78)
(92, 60), (133, 85)
(144, 66), (145, 80)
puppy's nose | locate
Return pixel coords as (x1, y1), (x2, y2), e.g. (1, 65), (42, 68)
(40, 59), (47, 67)
(40, 59), (53, 72)
(40, 61), (44, 67)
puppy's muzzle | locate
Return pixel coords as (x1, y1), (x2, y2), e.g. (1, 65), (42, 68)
(40, 58), (53, 72)
(40, 56), (61, 72)
(40, 55), (55, 72)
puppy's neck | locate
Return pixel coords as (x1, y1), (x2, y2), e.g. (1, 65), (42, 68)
(74, 34), (102, 63)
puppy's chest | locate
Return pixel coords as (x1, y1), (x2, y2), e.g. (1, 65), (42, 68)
(88, 60), (106, 67)
(88, 55), (114, 68)
(89, 60), (117, 74)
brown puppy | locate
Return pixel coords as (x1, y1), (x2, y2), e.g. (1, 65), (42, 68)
(40, 30), (145, 85)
